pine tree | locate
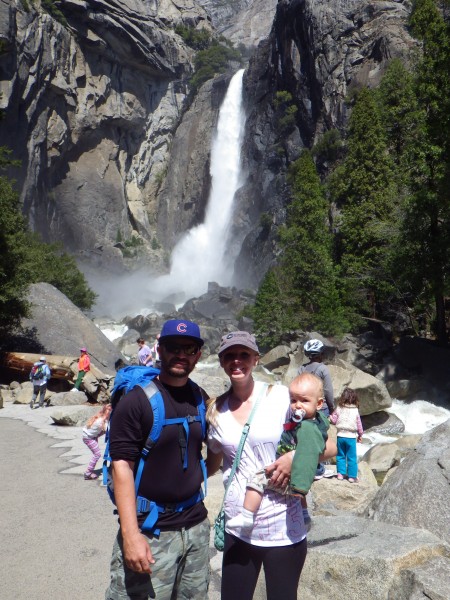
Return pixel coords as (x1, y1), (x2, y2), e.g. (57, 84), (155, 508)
(252, 268), (289, 350)
(253, 151), (349, 347)
(392, 0), (450, 344)
(280, 150), (348, 334)
(332, 87), (398, 318)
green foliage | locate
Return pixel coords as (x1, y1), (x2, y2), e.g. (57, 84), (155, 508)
(331, 87), (399, 317)
(175, 25), (212, 50)
(124, 235), (143, 248)
(259, 212), (272, 232)
(252, 268), (290, 349)
(0, 176), (32, 333)
(190, 42), (241, 92)
(151, 237), (161, 250)
(41, 0), (67, 26)
(120, 235), (144, 258)
(253, 152), (349, 346)
(392, 0), (450, 343)
(312, 129), (343, 164)
(26, 237), (97, 310)
(0, 143), (96, 332)
(273, 91), (298, 134)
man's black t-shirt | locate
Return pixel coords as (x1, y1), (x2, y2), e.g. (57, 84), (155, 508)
(109, 379), (208, 531)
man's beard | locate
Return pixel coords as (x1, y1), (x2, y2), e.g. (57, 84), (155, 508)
(162, 358), (194, 378)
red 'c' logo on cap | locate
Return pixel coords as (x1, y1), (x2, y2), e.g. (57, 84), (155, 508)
(177, 323), (187, 333)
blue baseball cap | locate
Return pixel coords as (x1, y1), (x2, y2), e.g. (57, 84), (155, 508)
(159, 319), (204, 346)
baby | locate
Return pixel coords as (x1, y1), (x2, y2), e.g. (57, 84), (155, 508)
(227, 373), (329, 531)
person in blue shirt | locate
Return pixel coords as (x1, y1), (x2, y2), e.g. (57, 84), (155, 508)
(29, 356), (51, 408)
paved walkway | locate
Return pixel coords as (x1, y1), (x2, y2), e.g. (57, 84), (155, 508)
(0, 400), (223, 600)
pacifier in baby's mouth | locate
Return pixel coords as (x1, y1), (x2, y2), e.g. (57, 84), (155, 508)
(292, 408), (306, 423)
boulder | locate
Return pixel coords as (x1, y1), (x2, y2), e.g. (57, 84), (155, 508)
(290, 516), (450, 600)
(190, 370), (230, 400)
(21, 283), (124, 373)
(50, 405), (98, 426)
(361, 410), (405, 434)
(48, 391), (89, 407)
(13, 382), (51, 405)
(385, 378), (423, 400)
(330, 360), (392, 415)
(367, 419), (450, 544)
(259, 345), (291, 371)
(361, 443), (402, 474)
(388, 555), (450, 600)
(311, 462), (378, 517)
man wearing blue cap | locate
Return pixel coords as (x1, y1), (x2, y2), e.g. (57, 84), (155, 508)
(106, 319), (209, 600)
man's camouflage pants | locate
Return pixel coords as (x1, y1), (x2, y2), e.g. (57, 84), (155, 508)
(105, 518), (210, 600)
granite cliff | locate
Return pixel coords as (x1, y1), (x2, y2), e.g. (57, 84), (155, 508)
(1, 0), (416, 286)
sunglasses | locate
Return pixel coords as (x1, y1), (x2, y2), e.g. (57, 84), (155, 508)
(162, 342), (200, 356)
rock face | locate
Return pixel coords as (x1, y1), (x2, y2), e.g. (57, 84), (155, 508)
(367, 419), (450, 545)
(156, 75), (230, 248)
(1, 0), (418, 290)
(233, 0), (417, 287)
(197, 0), (278, 47)
(0, 0), (210, 268)
(21, 283), (123, 372)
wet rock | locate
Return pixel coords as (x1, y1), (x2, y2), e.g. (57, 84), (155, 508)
(361, 410), (405, 434)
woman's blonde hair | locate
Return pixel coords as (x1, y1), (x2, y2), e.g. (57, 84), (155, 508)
(206, 390), (231, 429)
(86, 403), (111, 428)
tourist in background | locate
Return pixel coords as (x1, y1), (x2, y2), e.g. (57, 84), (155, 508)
(29, 356), (51, 409)
(73, 347), (91, 391)
(136, 337), (153, 366)
(299, 338), (334, 479)
(330, 387), (364, 483)
(152, 333), (161, 369)
(82, 404), (112, 480)
(206, 331), (337, 600)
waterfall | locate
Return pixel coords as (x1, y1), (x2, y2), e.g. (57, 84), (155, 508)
(154, 69), (246, 302)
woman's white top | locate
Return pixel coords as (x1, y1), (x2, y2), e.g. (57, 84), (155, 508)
(208, 381), (306, 547)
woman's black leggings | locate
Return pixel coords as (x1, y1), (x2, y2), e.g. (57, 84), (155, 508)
(221, 533), (307, 600)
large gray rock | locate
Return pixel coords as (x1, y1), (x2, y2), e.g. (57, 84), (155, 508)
(198, 0), (278, 48)
(22, 283), (123, 373)
(49, 391), (88, 407)
(367, 419), (450, 545)
(50, 405), (98, 426)
(361, 442), (402, 474)
(329, 360), (392, 415)
(291, 516), (450, 600)
(311, 462), (378, 517)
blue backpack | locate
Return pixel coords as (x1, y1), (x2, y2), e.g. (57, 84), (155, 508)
(103, 366), (207, 535)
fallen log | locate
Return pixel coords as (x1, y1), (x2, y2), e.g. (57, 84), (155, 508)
(1, 352), (114, 401)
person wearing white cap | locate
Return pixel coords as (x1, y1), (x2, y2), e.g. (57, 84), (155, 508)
(73, 347), (90, 391)
(29, 356), (51, 408)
